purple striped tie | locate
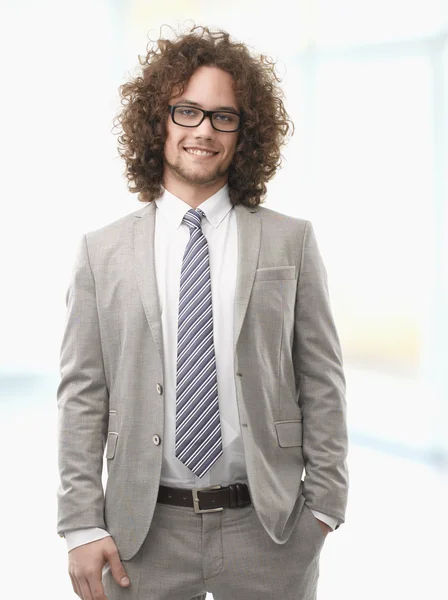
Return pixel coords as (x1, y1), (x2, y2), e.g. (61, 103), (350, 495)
(175, 208), (223, 477)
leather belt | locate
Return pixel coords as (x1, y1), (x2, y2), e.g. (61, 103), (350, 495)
(157, 483), (252, 514)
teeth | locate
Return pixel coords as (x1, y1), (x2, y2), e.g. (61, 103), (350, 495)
(185, 148), (216, 156)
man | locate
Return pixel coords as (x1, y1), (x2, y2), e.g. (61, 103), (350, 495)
(57, 24), (349, 600)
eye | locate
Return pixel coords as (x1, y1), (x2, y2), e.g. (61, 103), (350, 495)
(178, 107), (200, 117)
(214, 113), (238, 123)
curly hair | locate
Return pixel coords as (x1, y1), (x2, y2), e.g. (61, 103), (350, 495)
(112, 23), (294, 207)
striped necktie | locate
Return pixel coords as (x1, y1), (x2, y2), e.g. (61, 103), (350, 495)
(175, 207), (223, 478)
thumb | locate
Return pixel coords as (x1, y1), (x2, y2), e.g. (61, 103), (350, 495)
(107, 547), (130, 587)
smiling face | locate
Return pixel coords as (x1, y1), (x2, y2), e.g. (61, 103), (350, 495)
(163, 66), (240, 205)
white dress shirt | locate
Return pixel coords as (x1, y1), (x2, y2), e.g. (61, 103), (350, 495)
(64, 184), (337, 552)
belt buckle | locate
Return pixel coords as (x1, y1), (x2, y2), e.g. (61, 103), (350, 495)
(192, 485), (223, 514)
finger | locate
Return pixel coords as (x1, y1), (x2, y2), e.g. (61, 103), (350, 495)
(78, 575), (94, 600)
(106, 547), (130, 588)
(69, 572), (82, 598)
(86, 572), (108, 600)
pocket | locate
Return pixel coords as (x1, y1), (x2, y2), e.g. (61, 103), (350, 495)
(254, 266), (296, 281)
(106, 409), (118, 459)
(304, 504), (327, 540)
(106, 432), (118, 459)
(274, 420), (303, 447)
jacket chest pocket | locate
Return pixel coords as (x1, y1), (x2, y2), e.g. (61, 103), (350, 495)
(254, 266), (295, 282)
(250, 266), (296, 323)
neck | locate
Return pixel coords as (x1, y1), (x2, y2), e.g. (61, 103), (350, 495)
(162, 176), (227, 209)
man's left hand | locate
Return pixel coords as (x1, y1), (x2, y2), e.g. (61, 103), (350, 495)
(315, 518), (331, 536)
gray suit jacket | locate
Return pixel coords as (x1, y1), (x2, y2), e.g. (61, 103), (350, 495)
(57, 200), (349, 560)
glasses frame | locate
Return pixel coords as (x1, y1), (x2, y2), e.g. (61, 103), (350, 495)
(168, 104), (242, 132)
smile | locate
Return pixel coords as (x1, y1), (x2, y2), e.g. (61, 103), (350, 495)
(184, 148), (218, 157)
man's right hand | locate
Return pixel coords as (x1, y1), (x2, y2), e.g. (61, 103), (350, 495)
(68, 535), (130, 600)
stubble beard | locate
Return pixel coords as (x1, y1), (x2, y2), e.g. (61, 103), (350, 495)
(165, 153), (228, 187)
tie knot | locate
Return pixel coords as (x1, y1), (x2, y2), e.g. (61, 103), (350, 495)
(183, 208), (204, 231)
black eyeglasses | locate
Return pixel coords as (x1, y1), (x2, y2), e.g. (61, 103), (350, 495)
(168, 105), (242, 132)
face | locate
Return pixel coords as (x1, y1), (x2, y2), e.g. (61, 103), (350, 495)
(163, 66), (240, 198)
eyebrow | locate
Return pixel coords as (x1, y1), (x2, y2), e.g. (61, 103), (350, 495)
(176, 98), (239, 113)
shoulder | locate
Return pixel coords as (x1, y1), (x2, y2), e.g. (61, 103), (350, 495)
(85, 203), (151, 245)
(254, 204), (309, 237)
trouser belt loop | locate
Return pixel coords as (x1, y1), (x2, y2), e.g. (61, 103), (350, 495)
(228, 483), (245, 508)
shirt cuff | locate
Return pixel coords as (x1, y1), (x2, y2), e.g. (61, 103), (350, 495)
(64, 527), (111, 552)
(309, 509), (338, 531)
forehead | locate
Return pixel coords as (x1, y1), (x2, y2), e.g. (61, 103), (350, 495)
(170, 66), (238, 110)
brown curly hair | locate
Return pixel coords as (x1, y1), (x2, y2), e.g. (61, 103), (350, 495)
(112, 23), (294, 207)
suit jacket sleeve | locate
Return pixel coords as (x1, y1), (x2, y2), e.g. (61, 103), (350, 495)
(56, 233), (109, 536)
(294, 220), (349, 527)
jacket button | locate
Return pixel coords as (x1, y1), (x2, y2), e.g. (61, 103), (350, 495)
(156, 384), (163, 394)
(152, 434), (161, 445)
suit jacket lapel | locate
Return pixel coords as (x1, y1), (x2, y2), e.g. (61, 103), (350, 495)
(232, 203), (261, 356)
(133, 200), (261, 367)
(133, 202), (164, 363)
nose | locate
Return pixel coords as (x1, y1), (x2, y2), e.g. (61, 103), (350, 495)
(194, 114), (216, 138)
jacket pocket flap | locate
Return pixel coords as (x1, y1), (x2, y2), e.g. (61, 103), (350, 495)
(274, 420), (303, 447)
(106, 432), (118, 459)
(255, 266), (296, 281)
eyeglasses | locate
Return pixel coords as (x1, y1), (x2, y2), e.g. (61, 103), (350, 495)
(168, 105), (242, 132)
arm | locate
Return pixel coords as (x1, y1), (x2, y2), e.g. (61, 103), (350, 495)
(56, 234), (109, 536)
(294, 221), (349, 528)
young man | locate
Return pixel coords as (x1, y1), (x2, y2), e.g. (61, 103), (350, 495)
(57, 24), (349, 600)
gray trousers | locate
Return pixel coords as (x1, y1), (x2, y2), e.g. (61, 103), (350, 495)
(102, 499), (325, 599)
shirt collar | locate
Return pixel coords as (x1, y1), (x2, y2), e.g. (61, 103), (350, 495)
(155, 183), (233, 230)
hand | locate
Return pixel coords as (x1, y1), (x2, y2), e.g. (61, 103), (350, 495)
(315, 518), (331, 536)
(68, 536), (130, 599)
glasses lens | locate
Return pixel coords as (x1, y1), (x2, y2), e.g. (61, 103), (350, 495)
(173, 107), (240, 131)
(212, 112), (240, 131)
(173, 106), (203, 126)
